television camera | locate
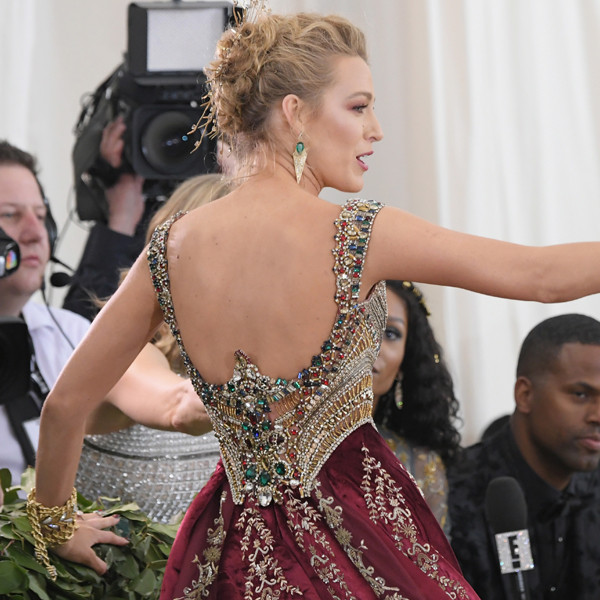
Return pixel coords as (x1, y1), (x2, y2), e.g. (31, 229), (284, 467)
(73, 1), (236, 222)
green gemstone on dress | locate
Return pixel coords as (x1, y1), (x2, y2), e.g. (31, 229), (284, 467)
(245, 466), (257, 479)
(262, 421), (271, 431)
(296, 141), (304, 153)
(228, 383), (235, 393)
(275, 462), (286, 476)
(259, 471), (271, 486)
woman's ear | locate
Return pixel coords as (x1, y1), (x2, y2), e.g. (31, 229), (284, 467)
(281, 94), (305, 133)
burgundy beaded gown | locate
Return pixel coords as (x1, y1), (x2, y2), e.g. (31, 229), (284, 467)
(149, 199), (479, 600)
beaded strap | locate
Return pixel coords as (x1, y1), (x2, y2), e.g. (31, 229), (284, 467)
(147, 211), (188, 335)
(27, 487), (78, 580)
(332, 199), (383, 314)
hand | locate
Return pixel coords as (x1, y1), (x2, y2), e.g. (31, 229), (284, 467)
(170, 379), (213, 436)
(106, 173), (145, 236)
(100, 116), (127, 168)
(52, 512), (128, 575)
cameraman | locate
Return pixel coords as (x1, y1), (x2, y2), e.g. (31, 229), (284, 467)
(63, 116), (149, 320)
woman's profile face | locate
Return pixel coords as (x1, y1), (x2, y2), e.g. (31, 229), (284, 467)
(372, 290), (409, 407)
(303, 55), (383, 193)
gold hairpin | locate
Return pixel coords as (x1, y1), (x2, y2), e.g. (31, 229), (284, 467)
(188, 0), (272, 152)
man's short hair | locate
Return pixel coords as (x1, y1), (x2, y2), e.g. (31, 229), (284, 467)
(516, 314), (600, 379)
(0, 140), (39, 179)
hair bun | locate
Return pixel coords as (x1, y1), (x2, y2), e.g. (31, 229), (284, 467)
(203, 13), (367, 169)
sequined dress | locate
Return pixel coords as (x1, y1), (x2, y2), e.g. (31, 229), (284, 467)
(149, 199), (479, 600)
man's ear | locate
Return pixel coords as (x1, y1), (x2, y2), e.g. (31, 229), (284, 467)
(514, 376), (534, 415)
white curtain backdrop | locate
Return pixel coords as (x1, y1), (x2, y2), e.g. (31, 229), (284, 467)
(2, 0), (600, 444)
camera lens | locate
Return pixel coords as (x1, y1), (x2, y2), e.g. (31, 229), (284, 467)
(140, 111), (201, 175)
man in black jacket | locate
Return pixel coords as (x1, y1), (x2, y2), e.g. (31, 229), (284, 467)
(448, 313), (600, 600)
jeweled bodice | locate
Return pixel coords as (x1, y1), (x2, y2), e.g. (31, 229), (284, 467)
(147, 199), (386, 506)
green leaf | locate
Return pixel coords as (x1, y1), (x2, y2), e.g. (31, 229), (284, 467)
(148, 522), (179, 537)
(0, 467), (13, 490)
(12, 516), (32, 533)
(19, 468), (35, 494)
(4, 544), (48, 575)
(1, 521), (20, 539)
(0, 560), (29, 594)
(114, 552), (139, 579)
(27, 572), (51, 600)
(130, 568), (157, 596)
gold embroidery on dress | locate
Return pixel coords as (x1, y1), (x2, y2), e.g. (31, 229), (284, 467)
(283, 487), (355, 599)
(312, 487), (410, 600)
(174, 491), (228, 600)
(360, 446), (470, 599)
(236, 501), (303, 598)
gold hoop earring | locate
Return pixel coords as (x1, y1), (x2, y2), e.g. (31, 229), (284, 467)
(292, 134), (308, 184)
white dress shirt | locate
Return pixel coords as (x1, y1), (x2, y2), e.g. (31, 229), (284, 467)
(0, 301), (89, 484)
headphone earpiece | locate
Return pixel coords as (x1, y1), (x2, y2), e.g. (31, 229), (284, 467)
(42, 196), (57, 256)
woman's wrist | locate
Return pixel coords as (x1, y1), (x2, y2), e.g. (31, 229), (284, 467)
(26, 487), (79, 580)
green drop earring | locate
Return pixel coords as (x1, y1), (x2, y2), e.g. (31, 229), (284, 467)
(292, 134), (308, 184)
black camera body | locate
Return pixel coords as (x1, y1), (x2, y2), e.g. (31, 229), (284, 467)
(107, 67), (214, 181)
(73, 1), (234, 222)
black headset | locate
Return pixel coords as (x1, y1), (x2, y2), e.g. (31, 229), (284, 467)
(43, 195), (57, 256)
(33, 174), (57, 255)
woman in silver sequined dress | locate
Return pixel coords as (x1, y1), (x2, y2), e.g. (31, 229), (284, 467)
(29, 10), (600, 599)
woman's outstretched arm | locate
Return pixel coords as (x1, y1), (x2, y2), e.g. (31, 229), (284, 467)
(367, 206), (600, 303)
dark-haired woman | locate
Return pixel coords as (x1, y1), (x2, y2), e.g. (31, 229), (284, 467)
(373, 281), (461, 534)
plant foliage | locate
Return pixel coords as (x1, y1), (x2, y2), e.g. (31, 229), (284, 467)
(0, 468), (178, 599)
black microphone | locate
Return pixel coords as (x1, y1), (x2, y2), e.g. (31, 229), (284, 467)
(49, 271), (73, 288)
(485, 476), (534, 600)
(49, 255), (74, 288)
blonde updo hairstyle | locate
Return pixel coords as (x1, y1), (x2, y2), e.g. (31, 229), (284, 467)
(206, 13), (367, 173)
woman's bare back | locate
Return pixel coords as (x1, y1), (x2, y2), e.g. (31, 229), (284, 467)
(164, 186), (372, 385)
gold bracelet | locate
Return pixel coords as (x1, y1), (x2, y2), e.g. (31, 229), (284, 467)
(26, 487), (79, 581)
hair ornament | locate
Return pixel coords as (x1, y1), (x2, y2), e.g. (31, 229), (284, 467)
(188, 0), (272, 152)
(401, 281), (431, 317)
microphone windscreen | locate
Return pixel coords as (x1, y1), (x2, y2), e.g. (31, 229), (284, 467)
(49, 271), (72, 288)
(485, 476), (528, 533)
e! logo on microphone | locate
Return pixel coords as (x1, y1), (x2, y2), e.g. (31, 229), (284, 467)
(494, 530), (535, 574)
